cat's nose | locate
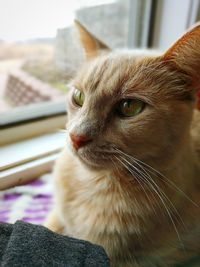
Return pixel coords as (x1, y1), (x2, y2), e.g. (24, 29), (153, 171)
(69, 132), (92, 150)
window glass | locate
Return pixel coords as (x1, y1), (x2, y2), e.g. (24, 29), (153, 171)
(0, 0), (148, 125)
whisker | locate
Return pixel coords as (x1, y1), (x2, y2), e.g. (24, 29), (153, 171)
(115, 148), (185, 246)
(111, 157), (143, 231)
(110, 157), (122, 179)
(138, 164), (187, 232)
(116, 156), (153, 201)
(135, 158), (198, 208)
(143, 178), (184, 247)
(114, 148), (198, 207)
(118, 155), (162, 212)
(116, 156), (160, 218)
(134, 158), (198, 207)
(116, 149), (187, 229)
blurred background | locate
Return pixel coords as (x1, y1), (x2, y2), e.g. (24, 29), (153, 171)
(0, 0), (200, 120)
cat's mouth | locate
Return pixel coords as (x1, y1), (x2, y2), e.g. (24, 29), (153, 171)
(73, 145), (115, 169)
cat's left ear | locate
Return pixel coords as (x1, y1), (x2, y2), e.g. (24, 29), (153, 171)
(75, 19), (110, 59)
(163, 23), (200, 91)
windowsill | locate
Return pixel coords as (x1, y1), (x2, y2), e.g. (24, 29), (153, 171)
(0, 132), (66, 190)
(0, 114), (67, 146)
(0, 100), (67, 127)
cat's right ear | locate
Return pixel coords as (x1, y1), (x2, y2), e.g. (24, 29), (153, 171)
(75, 20), (110, 59)
(163, 23), (200, 92)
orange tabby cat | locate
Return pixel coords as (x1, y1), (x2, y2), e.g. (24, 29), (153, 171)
(45, 21), (200, 267)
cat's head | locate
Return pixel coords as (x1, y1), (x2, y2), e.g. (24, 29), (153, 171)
(66, 21), (200, 173)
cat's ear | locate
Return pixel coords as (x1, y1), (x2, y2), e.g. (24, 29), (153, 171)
(163, 23), (200, 91)
(75, 19), (110, 59)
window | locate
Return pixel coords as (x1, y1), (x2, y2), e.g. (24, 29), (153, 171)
(151, 0), (200, 50)
(0, 0), (152, 131)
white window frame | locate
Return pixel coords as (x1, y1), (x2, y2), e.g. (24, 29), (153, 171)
(152, 0), (199, 50)
(0, 100), (66, 126)
(0, 132), (66, 189)
(0, 100), (67, 145)
(128, 0), (154, 48)
(0, 101), (67, 189)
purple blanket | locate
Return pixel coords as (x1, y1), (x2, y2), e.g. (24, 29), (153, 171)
(0, 174), (53, 225)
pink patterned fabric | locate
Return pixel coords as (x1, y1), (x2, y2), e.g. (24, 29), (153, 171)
(0, 174), (53, 225)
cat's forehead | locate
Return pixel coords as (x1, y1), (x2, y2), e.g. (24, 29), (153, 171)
(73, 50), (167, 101)
(75, 52), (134, 86)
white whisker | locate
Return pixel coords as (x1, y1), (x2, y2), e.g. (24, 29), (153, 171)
(116, 156), (156, 212)
(114, 147), (186, 246)
(114, 148), (198, 207)
(116, 148), (187, 226)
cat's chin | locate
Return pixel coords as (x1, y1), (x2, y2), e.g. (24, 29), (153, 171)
(70, 146), (113, 170)
(79, 152), (112, 170)
(78, 156), (105, 170)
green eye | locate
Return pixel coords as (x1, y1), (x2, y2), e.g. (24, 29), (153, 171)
(117, 99), (145, 117)
(73, 89), (85, 106)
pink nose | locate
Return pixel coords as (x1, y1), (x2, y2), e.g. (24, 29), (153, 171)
(70, 133), (92, 150)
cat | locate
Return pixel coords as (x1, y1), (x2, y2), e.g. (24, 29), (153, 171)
(45, 21), (200, 267)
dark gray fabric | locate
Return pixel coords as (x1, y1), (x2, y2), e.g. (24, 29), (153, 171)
(0, 221), (110, 267)
(0, 223), (13, 261)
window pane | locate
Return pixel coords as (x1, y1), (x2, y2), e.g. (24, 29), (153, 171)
(0, 0), (148, 126)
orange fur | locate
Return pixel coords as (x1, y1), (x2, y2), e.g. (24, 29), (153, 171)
(45, 23), (200, 266)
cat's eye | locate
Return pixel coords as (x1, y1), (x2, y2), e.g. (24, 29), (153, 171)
(72, 89), (85, 107)
(117, 99), (145, 117)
